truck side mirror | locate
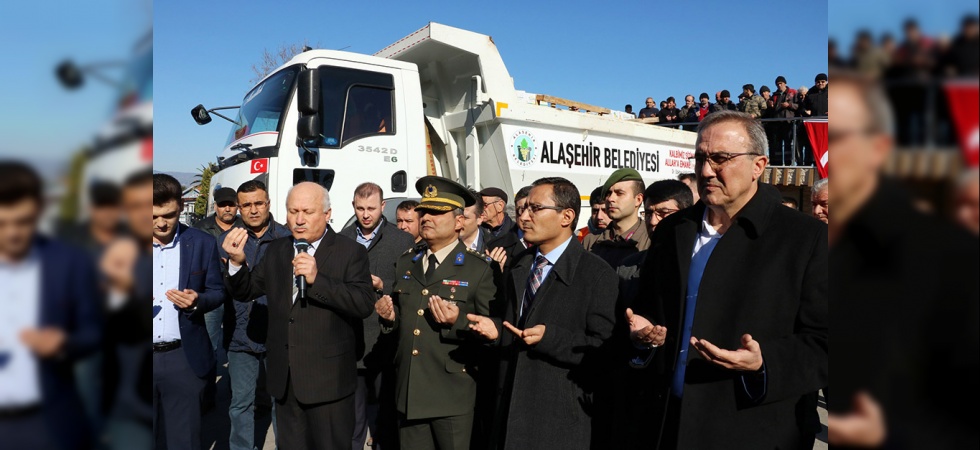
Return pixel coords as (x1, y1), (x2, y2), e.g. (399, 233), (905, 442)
(191, 104), (212, 125)
(298, 68), (320, 115)
(297, 68), (321, 142)
(55, 60), (83, 89)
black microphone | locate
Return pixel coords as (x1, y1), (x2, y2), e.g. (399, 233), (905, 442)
(295, 239), (310, 303)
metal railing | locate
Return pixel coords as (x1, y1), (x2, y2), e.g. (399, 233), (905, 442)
(654, 116), (827, 167)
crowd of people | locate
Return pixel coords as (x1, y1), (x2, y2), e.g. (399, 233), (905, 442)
(830, 15), (979, 147)
(624, 72), (829, 167)
(146, 109), (835, 450)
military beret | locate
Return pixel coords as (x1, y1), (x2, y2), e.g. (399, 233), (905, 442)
(602, 168), (643, 197)
(478, 187), (508, 204)
(415, 176), (476, 212)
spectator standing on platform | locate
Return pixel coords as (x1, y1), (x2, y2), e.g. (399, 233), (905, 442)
(638, 97), (659, 119)
(740, 84), (767, 119)
(658, 97), (681, 126)
(772, 76), (798, 165)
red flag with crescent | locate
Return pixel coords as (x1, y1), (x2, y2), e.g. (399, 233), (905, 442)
(250, 158), (268, 174)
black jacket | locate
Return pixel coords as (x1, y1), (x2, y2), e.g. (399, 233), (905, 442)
(339, 218), (415, 369)
(227, 227), (375, 403)
(632, 186), (827, 449)
(493, 238), (618, 450)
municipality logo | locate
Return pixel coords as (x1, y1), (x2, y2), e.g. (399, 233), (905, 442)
(510, 130), (536, 167)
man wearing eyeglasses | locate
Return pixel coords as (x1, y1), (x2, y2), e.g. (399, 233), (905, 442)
(583, 168), (650, 268)
(626, 110), (827, 449)
(216, 180), (292, 450)
(467, 177), (618, 450)
(478, 187), (514, 240)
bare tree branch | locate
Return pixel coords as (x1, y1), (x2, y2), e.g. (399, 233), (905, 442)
(249, 39), (322, 84)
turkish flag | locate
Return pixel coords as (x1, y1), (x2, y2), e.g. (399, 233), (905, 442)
(943, 80), (980, 167)
(804, 119), (829, 178)
(141, 138), (153, 161)
(250, 158), (268, 174)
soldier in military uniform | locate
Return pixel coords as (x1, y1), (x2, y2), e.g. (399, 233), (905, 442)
(375, 176), (497, 450)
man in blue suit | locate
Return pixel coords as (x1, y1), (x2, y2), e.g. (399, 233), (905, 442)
(151, 173), (225, 450)
(0, 161), (101, 450)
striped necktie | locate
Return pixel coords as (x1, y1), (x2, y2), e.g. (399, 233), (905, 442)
(519, 255), (550, 327)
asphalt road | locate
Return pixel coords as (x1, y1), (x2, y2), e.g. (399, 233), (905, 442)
(200, 361), (829, 450)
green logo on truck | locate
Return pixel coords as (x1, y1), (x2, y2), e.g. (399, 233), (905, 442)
(510, 130), (536, 167)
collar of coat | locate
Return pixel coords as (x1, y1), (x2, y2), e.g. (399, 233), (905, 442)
(674, 182), (784, 239)
(513, 235), (584, 287)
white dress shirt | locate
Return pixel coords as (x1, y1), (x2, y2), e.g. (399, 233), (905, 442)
(153, 228), (183, 344)
(0, 248), (42, 406)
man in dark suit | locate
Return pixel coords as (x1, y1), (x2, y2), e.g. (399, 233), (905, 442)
(0, 161), (101, 450)
(150, 173), (226, 450)
(223, 181), (375, 449)
(339, 181), (414, 450)
(469, 177), (618, 450)
(628, 110), (827, 449)
(374, 176), (497, 450)
(460, 189), (491, 254)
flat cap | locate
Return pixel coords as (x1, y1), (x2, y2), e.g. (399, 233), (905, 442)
(213, 187), (237, 205)
(602, 168), (643, 197)
(478, 187), (508, 204)
(415, 176), (476, 212)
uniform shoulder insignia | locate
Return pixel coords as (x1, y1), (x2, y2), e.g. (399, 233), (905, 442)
(464, 247), (493, 264)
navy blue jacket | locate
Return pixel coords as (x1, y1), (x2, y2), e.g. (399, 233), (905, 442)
(171, 224), (226, 377)
(217, 218), (292, 353)
(36, 237), (101, 450)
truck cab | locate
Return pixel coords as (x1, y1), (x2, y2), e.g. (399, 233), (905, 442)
(206, 50), (426, 225)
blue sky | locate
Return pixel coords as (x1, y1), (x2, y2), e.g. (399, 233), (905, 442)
(0, 0), (150, 167)
(153, 0), (829, 173)
(829, 0), (979, 59)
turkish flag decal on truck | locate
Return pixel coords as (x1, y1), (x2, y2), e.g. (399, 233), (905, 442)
(250, 158), (268, 174)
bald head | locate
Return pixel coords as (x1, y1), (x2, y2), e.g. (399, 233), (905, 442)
(286, 182), (332, 241)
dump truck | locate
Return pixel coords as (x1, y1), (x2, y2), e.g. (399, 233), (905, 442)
(193, 22), (697, 224)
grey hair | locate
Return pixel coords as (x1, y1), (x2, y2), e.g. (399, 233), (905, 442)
(812, 177), (829, 198)
(696, 110), (769, 156)
(831, 70), (895, 137)
(798, 86), (808, 94)
(287, 182), (331, 211)
(452, 207), (464, 217)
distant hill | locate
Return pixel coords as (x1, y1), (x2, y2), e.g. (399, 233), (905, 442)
(156, 171), (197, 189)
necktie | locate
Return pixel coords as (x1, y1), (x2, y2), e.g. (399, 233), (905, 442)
(425, 254), (438, 284)
(519, 255), (550, 327)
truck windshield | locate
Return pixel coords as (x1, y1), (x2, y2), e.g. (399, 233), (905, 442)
(225, 65), (300, 146)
